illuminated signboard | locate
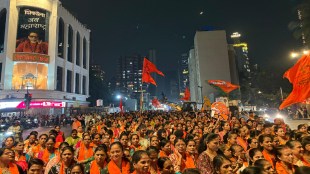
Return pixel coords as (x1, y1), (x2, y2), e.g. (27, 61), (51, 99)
(16, 101), (66, 109)
(13, 53), (49, 63)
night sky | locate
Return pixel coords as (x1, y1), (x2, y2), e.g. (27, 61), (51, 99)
(61, 0), (301, 79)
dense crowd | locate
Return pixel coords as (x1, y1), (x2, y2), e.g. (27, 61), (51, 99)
(1, 111), (310, 174)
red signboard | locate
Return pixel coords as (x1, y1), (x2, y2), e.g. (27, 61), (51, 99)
(16, 101), (65, 109)
(13, 53), (49, 63)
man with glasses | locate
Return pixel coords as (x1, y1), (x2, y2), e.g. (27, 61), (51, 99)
(16, 31), (48, 54)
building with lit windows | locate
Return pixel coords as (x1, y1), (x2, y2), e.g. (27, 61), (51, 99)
(178, 53), (189, 97)
(0, 0), (90, 114)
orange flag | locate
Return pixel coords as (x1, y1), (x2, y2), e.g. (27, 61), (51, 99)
(142, 58), (164, 86)
(208, 80), (239, 93)
(181, 87), (190, 101)
(279, 54), (310, 110)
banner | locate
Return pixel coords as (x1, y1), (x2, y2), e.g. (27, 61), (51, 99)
(15, 7), (49, 55)
(208, 80), (239, 93)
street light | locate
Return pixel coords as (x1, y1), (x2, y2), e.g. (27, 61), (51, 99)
(116, 95), (121, 99)
(290, 49), (309, 58)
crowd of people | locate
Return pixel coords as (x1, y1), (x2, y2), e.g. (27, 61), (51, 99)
(1, 110), (310, 174)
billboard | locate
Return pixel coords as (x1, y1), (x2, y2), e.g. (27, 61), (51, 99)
(15, 7), (49, 56)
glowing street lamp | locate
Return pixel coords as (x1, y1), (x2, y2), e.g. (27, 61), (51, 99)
(116, 95), (122, 99)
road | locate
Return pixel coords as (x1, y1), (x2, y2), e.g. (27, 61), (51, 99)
(22, 125), (72, 140)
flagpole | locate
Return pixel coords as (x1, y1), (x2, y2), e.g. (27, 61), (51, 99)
(140, 85), (143, 113)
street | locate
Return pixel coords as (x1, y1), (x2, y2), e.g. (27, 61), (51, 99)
(22, 125), (72, 140)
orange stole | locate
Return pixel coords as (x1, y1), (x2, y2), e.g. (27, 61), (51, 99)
(275, 162), (294, 174)
(78, 143), (94, 161)
(90, 160), (107, 174)
(262, 150), (275, 169)
(0, 163), (19, 174)
(181, 153), (196, 171)
(107, 159), (130, 174)
(301, 156), (310, 167)
(159, 151), (168, 157)
(41, 149), (59, 164)
(32, 144), (44, 157)
(236, 137), (247, 151)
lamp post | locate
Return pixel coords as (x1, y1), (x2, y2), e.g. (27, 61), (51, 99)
(198, 86), (203, 104)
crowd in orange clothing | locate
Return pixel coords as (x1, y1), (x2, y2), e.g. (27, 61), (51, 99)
(1, 111), (310, 174)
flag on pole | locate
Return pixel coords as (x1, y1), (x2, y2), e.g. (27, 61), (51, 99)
(142, 58), (164, 86)
(208, 80), (239, 93)
(119, 97), (123, 113)
(279, 54), (310, 109)
(181, 87), (190, 101)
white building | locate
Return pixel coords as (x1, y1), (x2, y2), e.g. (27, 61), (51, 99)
(0, 0), (90, 114)
(189, 30), (233, 103)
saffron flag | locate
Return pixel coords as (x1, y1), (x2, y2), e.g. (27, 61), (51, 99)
(142, 58), (164, 86)
(211, 101), (229, 120)
(279, 54), (310, 110)
(208, 80), (239, 93)
(181, 87), (190, 101)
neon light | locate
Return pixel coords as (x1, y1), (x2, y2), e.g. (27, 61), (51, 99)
(16, 101), (66, 109)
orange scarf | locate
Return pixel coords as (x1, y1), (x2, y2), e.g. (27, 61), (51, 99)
(180, 153), (196, 171)
(237, 137), (247, 151)
(301, 156), (310, 167)
(32, 144), (45, 157)
(275, 162), (294, 174)
(262, 150), (275, 169)
(42, 148), (58, 164)
(78, 143), (94, 161)
(159, 151), (168, 157)
(108, 159), (130, 174)
(0, 163), (19, 174)
(90, 160), (107, 174)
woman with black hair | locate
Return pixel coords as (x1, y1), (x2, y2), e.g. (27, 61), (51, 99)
(274, 145), (295, 174)
(119, 132), (129, 150)
(0, 148), (20, 173)
(159, 139), (171, 158)
(218, 121), (230, 143)
(147, 146), (159, 174)
(132, 150), (151, 174)
(254, 159), (274, 174)
(248, 148), (263, 166)
(104, 142), (130, 174)
(196, 133), (220, 174)
(157, 157), (174, 174)
(259, 134), (275, 169)
(91, 133), (102, 148)
(48, 146), (76, 174)
(84, 145), (108, 174)
(169, 138), (195, 173)
(27, 158), (44, 174)
(38, 137), (59, 164)
(213, 155), (232, 174)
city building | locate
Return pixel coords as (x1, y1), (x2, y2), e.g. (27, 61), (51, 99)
(91, 65), (105, 82)
(178, 53), (189, 97)
(189, 30), (233, 104)
(0, 0), (90, 115)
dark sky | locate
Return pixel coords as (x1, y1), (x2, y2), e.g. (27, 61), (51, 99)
(61, 0), (301, 78)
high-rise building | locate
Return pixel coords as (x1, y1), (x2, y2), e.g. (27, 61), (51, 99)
(178, 53), (189, 96)
(0, 0), (90, 114)
(91, 65), (105, 82)
(116, 54), (144, 95)
(189, 30), (233, 104)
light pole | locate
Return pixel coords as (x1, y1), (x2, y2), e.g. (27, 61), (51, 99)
(198, 86), (203, 104)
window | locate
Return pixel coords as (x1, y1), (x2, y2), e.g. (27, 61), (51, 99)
(0, 9), (7, 53)
(56, 66), (63, 91)
(57, 18), (64, 58)
(82, 75), (86, 95)
(67, 70), (72, 93)
(67, 25), (73, 62)
(76, 32), (80, 66)
(83, 37), (87, 69)
(75, 73), (80, 94)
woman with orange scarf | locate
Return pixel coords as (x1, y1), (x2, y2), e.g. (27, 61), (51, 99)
(48, 146), (76, 174)
(169, 138), (196, 173)
(129, 134), (144, 156)
(75, 135), (94, 163)
(0, 148), (20, 174)
(104, 142), (130, 174)
(85, 145), (108, 174)
(275, 145), (296, 174)
(29, 134), (48, 158)
(132, 150), (151, 174)
(259, 134), (276, 169)
(13, 142), (28, 172)
(275, 126), (288, 145)
(236, 125), (249, 151)
(159, 139), (171, 157)
(38, 137), (59, 164)
(90, 133), (102, 148)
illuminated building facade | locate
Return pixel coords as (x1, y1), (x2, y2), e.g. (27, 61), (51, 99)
(0, 0), (90, 114)
(178, 53), (189, 97)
